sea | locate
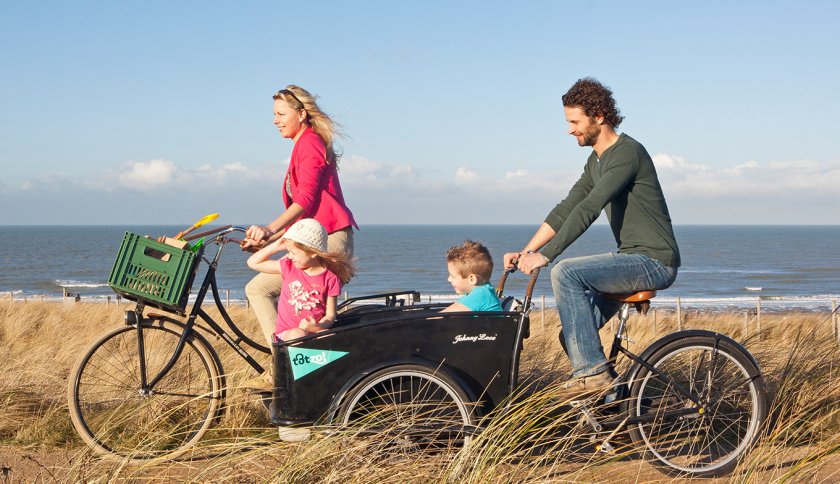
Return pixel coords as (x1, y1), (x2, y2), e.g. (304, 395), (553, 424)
(2, 225), (840, 313)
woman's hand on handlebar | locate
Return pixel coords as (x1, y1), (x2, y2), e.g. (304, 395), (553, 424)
(245, 225), (273, 242)
(241, 225), (273, 252)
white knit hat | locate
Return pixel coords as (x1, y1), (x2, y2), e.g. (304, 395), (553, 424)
(282, 218), (328, 252)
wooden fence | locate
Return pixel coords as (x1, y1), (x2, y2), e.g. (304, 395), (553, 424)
(5, 289), (840, 344)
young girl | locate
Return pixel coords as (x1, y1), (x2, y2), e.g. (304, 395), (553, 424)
(247, 218), (354, 342)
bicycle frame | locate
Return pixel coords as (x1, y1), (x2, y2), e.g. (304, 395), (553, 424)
(582, 302), (706, 431)
(593, 302), (760, 435)
(129, 227), (269, 393)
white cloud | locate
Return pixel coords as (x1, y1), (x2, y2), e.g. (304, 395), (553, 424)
(340, 155), (417, 185)
(504, 169), (529, 181)
(454, 167), (479, 186)
(653, 153), (840, 199)
(445, 166), (576, 198)
(16, 172), (72, 192)
(116, 159), (177, 190)
(7, 152), (840, 224)
(80, 158), (280, 192)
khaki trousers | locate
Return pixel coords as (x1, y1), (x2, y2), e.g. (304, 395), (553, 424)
(246, 228), (355, 345)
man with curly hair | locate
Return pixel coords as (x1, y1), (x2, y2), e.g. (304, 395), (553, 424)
(504, 78), (681, 400)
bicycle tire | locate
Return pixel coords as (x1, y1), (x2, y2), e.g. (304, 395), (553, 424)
(336, 364), (476, 449)
(68, 323), (223, 463)
(623, 334), (768, 477)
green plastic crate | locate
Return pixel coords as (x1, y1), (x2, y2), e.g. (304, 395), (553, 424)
(108, 232), (199, 313)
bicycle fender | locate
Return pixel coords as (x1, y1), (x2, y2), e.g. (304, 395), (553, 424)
(626, 329), (763, 384)
(325, 357), (477, 423)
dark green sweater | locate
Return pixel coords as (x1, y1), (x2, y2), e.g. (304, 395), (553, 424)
(541, 134), (681, 268)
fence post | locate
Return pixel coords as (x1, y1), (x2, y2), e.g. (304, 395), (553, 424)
(540, 295), (545, 331)
(676, 297), (682, 331)
(225, 288), (230, 309)
(756, 298), (762, 339)
(834, 300), (838, 342)
(107, 296), (111, 306)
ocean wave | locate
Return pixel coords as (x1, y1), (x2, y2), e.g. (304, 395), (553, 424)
(678, 268), (785, 275)
(53, 280), (110, 288)
(3, 289), (838, 313)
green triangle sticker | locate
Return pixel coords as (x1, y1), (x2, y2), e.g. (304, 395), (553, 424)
(288, 347), (349, 380)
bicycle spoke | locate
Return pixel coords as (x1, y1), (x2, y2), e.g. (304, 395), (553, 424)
(627, 337), (766, 476)
(70, 325), (219, 460)
(339, 366), (473, 448)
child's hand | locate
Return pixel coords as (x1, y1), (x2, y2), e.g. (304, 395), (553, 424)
(299, 316), (318, 332)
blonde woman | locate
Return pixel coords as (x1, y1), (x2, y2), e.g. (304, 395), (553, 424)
(242, 85), (357, 367)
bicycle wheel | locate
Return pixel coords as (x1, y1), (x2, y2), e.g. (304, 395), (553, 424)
(624, 334), (768, 477)
(336, 364), (476, 449)
(68, 323), (222, 463)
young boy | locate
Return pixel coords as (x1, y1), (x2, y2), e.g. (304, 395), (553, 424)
(441, 240), (503, 312)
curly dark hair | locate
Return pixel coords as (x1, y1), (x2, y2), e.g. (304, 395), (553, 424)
(562, 78), (624, 128)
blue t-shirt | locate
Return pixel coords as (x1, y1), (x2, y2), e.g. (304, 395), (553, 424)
(458, 283), (502, 312)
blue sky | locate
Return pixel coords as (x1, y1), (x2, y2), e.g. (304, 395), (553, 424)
(2, 1), (839, 225)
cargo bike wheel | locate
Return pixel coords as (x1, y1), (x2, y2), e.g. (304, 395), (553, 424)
(67, 320), (223, 463)
(336, 364), (477, 449)
(622, 334), (768, 477)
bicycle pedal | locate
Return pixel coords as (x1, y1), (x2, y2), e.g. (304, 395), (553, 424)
(596, 441), (615, 454)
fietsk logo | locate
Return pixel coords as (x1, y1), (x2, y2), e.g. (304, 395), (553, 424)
(288, 347), (349, 380)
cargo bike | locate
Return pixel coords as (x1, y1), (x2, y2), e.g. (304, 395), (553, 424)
(68, 225), (768, 477)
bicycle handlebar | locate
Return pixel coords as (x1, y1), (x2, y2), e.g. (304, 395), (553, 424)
(184, 225), (246, 242)
(496, 266), (541, 312)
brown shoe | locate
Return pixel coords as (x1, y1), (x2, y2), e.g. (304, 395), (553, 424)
(555, 371), (614, 402)
(242, 371), (273, 393)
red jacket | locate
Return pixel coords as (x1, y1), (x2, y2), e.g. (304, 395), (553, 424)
(282, 128), (358, 233)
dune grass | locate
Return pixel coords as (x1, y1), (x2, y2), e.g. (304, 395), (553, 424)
(1, 300), (838, 482)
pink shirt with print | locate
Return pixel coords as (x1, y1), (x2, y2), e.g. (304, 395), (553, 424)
(275, 257), (342, 339)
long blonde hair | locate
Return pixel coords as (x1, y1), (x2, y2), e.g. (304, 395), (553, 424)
(286, 240), (356, 285)
(274, 85), (342, 164)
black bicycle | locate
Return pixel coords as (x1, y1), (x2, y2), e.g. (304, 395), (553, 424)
(68, 225), (768, 477)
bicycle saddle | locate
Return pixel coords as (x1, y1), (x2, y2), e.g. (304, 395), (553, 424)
(602, 290), (656, 302)
(603, 290), (656, 314)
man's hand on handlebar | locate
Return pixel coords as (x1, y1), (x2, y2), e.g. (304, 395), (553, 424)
(503, 251), (549, 275)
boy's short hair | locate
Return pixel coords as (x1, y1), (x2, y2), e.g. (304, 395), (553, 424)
(446, 240), (494, 284)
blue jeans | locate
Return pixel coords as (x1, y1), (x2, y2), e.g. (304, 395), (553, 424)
(550, 252), (678, 377)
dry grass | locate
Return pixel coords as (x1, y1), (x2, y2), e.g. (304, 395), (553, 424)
(1, 300), (839, 482)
